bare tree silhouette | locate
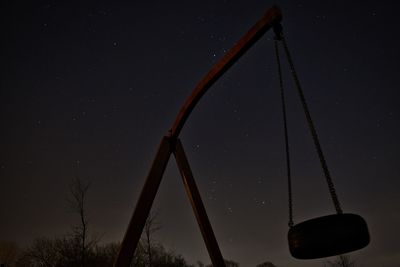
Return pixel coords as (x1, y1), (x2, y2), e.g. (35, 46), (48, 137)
(325, 255), (356, 267)
(256, 261), (277, 267)
(143, 211), (161, 266)
(67, 176), (93, 267)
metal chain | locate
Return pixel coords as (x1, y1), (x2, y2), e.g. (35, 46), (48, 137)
(279, 33), (343, 214)
(274, 37), (294, 227)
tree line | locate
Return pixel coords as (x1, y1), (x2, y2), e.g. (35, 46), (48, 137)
(0, 177), (357, 267)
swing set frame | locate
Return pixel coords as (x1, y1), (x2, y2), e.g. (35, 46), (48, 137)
(113, 6), (281, 267)
(113, 4), (370, 265)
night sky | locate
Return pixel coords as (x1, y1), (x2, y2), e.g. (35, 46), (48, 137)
(1, 1), (399, 266)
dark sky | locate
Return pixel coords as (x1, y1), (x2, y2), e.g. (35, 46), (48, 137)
(1, 1), (399, 266)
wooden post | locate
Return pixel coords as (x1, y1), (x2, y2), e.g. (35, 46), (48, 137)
(174, 139), (226, 267)
(114, 136), (172, 267)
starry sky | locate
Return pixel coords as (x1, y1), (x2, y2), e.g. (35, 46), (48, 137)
(1, 1), (399, 266)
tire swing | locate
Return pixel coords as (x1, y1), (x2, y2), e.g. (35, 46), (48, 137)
(273, 25), (370, 259)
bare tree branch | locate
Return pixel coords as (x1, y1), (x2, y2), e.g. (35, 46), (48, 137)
(325, 255), (356, 267)
(68, 176), (92, 267)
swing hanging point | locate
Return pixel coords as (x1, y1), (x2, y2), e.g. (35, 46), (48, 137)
(273, 25), (370, 259)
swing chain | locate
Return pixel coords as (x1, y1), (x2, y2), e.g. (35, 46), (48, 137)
(274, 31), (294, 227)
(274, 24), (343, 217)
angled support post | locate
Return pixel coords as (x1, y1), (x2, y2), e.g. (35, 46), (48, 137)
(174, 139), (226, 267)
(114, 136), (172, 266)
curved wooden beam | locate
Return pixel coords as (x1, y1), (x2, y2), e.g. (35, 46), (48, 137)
(170, 5), (282, 139)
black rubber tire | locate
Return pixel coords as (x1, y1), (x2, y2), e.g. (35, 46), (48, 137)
(288, 213), (370, 259)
